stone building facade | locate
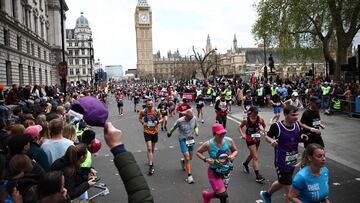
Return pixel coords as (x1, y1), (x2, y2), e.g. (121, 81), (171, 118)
(0, 0), (68, 86)
(153, 50), (198, 81)
(66, 12), (94, 83)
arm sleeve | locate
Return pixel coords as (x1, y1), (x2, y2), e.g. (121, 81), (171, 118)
(267, 123), (279, 139)
(114, 152), (154, 203)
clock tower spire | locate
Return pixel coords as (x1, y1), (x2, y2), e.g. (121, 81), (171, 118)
(135, 0), (154, 79)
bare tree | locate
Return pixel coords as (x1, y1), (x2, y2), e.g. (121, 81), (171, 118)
(192, 46), (217, 79)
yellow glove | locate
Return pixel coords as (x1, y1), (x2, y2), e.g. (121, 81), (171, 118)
(194, 127), (199, 136)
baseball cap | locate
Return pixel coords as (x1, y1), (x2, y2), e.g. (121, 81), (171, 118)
(310, 96), (321, 104)
(24, 125), (43, 139)
(212, 124), (227, 135)
(8, 134), (33, 154)
(292, 92), (299, 97)
(70, 96), (108, 127)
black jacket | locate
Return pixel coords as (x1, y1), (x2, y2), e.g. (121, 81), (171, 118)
(114, 152), (153, 203)
(50, 157), (90, 200)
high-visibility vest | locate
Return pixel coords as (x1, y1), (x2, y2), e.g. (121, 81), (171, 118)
(322, 86), (331, 96)
(333, 100), (341, 110)
(271, 87), (277, 96)
(224, 89), (232, 100)
(257, 87), (263, 96)
(196, 90), (202, 97)
(212, 89), (217, 96)
(80, 150), (92, 168)
(207, 88), (212, 95)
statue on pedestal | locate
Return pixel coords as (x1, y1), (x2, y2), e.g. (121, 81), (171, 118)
(269, 54), (275, 73)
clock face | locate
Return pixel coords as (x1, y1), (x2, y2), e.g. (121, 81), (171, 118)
(140, 14), (148, 22)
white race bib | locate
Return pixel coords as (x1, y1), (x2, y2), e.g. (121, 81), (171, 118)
(251, 133), (261, 138)
(147, 121), (155, 128)
(312, 120), (321, 126)
(285, 154), (298, 162)
(185, 137), (195, 146)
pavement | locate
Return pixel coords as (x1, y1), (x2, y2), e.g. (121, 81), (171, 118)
(88, 96), (360, 202)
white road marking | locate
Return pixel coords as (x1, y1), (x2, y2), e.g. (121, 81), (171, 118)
(332, 182), (341, 186)
(256, 200), (264, 203)
(104, 154), (110, 157)
(227, 116), (241, 124)
(137, 150), (142, 153)
(155, 148), (158, 151)
(356, 178), (360, 181)
(169, 146), (174, 148)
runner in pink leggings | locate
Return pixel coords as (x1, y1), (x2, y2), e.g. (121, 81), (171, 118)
(196, 124), (238, 203)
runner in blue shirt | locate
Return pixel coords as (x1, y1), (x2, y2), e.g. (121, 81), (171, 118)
(289, 143), (330, 203)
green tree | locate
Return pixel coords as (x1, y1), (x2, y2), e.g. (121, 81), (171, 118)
(252, 0), (360, 80)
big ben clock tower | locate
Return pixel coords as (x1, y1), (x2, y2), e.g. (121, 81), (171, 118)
(135, 0), (154, 79)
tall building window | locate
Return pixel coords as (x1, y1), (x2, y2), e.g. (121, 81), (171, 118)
(3, 28), (10, 46)
(39, 68), (42, 84)
(75, 42), (78, 47)
(75, 59), (79, 65)
(69, 42), (72, 47)
(82, 59), (85, 65)
(12, 0), (17, 19)
(18, 64), (23, 86)
(40, 21), (44, 38)
(81, 49), (85, 55)
(34, 16), (38, 34)
(31, 43), (34, 55)
(69, 59), (73, 65)
(82, 68), (86, 75)
(70, 69), (74, 75)
(69, 50), (73, 55)
(45, 70), (48, 85)
(44, 50), (46, 60)
(28, 66), (32, 84)
(17, 35), (22, 51)
(38, 46), (41, 58)
(75, 50), (79, 56)
(39, 0), (43, 10)
(26, 41), (30, 54)
(32, 67), (36, 84)
(22, 4), (28, 27)
(6, 61), (12, 86)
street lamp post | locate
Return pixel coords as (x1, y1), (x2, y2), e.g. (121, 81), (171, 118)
(88, 37), (94, 86)
(263, 35), (268, 81)
(59, 0), (67, 95)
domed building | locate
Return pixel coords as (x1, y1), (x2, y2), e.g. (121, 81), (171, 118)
(66, 12), (95, 83)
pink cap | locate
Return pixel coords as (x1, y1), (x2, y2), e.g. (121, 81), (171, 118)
(212, 124), (227, 135)
(24, 125), (43, 139)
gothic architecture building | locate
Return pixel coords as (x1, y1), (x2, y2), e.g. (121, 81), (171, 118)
(135, 0), (154, 79)
(0, 0), (68, 86)
(66, 12), (94, 83)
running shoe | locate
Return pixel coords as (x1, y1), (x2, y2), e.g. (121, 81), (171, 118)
(161, 127), (164, 131)
(180, 158), (185, 171)
(164, 126), (167, 131)
(256, 174), (265, 183)
(186, 175), (194, 184)
(148, 165), (154, 176)
(202, 191), (213, 203)
(201, 119), (204, 123)
(260, 191), (271, 203)
(242, 162), (250, 173)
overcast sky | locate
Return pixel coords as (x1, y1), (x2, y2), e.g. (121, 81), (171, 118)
(65, 0), (360, 71)
(65, 0), (258, 71)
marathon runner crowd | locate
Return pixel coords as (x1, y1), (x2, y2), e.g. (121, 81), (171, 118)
(0, 77), (359, 203)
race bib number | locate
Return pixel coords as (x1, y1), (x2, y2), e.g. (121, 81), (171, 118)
(161, 110), (167, 114)
(147, 121), (155, 128)
(312, 120), (321, 126)
(285, 152), (298, 163)
(275, 102), (281, 106)
(185, 137), (195, 146)
(251, 133), (261, 138)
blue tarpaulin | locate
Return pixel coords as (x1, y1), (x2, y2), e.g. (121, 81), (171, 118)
(356, 97), (360, 113)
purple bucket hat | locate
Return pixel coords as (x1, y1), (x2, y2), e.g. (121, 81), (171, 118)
(70, 96), (108, 127)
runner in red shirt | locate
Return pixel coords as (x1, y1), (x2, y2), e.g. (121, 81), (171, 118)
(176, 98), (192, 118)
